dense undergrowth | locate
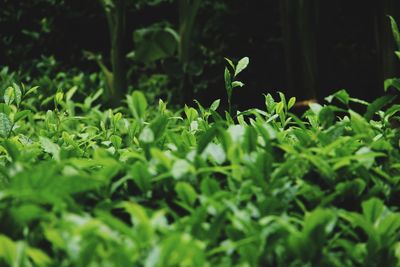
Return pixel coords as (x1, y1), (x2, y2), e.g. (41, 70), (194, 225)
(0, 72), (400, 266)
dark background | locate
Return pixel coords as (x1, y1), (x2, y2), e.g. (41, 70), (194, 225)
(1, 0), (399, 110)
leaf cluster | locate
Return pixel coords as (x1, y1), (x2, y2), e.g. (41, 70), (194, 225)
(0, 78), (400, 266)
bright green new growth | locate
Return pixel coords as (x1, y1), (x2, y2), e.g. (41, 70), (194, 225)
(224, 56), (249, 115)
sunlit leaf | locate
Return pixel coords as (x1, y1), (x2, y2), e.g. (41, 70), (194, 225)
(234, 57), (249, 77)
(128, 90), (148, 120)
(0, 113), (12, 138)
(175, 182), (197, 206)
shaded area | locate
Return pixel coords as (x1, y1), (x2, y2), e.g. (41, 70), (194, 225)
(1, 0), (399, 110)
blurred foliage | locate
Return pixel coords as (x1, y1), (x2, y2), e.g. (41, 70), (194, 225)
(1, 1), (400, 106)
(0, 0), (228, 106)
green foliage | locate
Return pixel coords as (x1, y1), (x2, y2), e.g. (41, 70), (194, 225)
(127, 90), (148, 120)
(132, 25), (179, 64)
(389, 16), (400, 56)
(386, 16), (400, 93)
(1, 69), (400, 266)
(224, 57), (249, 114)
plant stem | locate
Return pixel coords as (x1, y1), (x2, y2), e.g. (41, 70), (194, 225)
(101, 0), (127, 105)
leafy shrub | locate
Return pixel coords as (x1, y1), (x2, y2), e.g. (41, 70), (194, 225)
(0, 66), (400, 266)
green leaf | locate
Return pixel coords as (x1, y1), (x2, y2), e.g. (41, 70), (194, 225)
(339, 211), (374, 236)
(350, 110), (373, 137)
(120, 202), (153, 242)
(210, 99), (220, 111)
(110, 135), (122, 149)
(325, 89), (350, 105)
(197, 124), (220, 154)
(149, 115), (168, 141)
(305, 153), (335, 179)
(278, 92), (287, 108)
(2, 139), (20, 161)
(175, 182), (197, 206)
(0, 104), (11, 115)
(14, 110), (31, 123)
(243, 126), (258, 152)
(139, 127), (155, 143)
(84, 88), (103, 109)
(0, 235), (17, 264)
(364, 95), (397, 121)
(231, 81), (244, 88)
(384, 78), (400, 92)
(224, 67), (232, 90)
(65, 86), (78, 101)
(193, 99), (206, 116)
(55, 91), (64, 104)
(4, 87), (14, 105)
(396, 51), (400, 60)
(234, 57), (249, 77)
(289, 209), (336, 261)
(27, 247), (52, 267)
(0, 113), (12, 137)
(362, 198), (384, 224)
(172, 159), (191, 179)
(224, 57), (235, 70)
(309, 103), (322, 115)
(389, 16), (400, 50)
(39, 137), (60, 161)
(304, 209), (336, 238)
(349, 97), (369, 106)
(12, 83), (22, 105)
(184, 106), (198, 122)
(200, 177), (220, 196)
(133, 26), (179, 63)
(121, 201), (150, 224)
(202, 143), (226, 164)
(158, 234), (205, 267)
(150, 148), (171, 168)
(128, 91), (148, 120)
(288, 97), (296, 109)
(130, 161), (151, 192)
(319, 106), (335, 128)
(377, 213), (400, 243)
(385, 104), (400, 118)
(225, 111), (234, 124)
(264, 93), (276, 113)
(227, 124), (245, 143)
(25, 86), (39, 97)
(335, 179), (366, 198)
(275, 102), (284, 114)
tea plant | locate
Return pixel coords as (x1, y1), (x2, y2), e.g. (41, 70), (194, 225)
(2, 15), (400, 261)
(224, 56), (249, 115)
(0, 61), (400, 266)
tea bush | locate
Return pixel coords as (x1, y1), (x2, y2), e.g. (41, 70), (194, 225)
(0, 66), (400, 266)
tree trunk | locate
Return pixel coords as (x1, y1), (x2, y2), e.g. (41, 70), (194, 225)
(280, 0), (318, 100)
(178, 0), (201, 104)
(102, 0), (127, 105)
